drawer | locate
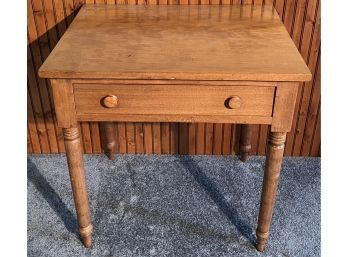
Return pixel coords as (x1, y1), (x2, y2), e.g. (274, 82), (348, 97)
(73, 83), (275, 119)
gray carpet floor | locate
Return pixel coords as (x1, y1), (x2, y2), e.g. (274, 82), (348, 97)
(27, 155), (320, 257)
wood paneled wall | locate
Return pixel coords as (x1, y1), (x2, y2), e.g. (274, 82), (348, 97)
(27, 0), (321, 156)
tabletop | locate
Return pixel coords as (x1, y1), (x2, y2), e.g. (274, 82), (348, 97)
(39, 4), (311, 82)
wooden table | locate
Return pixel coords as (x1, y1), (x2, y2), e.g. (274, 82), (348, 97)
(39, 4), (311, 252)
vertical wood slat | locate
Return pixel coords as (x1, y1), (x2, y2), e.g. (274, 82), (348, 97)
(283, 0), (297, 33)
(300, 59), (320, 156)
(161, 123), (170, 154)
(41, 0), (66, 153)
(42, 0), (59, 47)
(153, 123), (161, 154)
(300, 51), (321, 156)
(291, 0), (307, 46)
(222, 124), (232, 155)
(284, 0), (320, 156)
(90, 122), (102, 153)
(135, 123), (144, 154)
(27, 0), (321, 157)
(196, 123), (205, 154)
(27, 84), (42, 153)
(179, 124), (188, 154)
(27, 46), (50, 153)
(310, 106), (321, 156)
(188, 124), (196, 155)
(213, 124), (223, 155)
(205, 123), (214, 154)
(80, 123), (93, 153)
(28, 0), (58, 153)
(292, 0), (320, 156)
(63, 0), (75, 25)
(231, 124), (241, 155)
(257, 125), (269, 155)
(52, 0), (68, 37)
(32, 1), (61, 152)
(274, 0), (285, 20)
(250, 125), (260, 155)
(143, 123), (153, 154)
(27, 127), (33, 153)
(126, 123), (136, 153)
(117, 122), (127, 153)
(169, 123), (178, 154)
(283, 0), (309, 155)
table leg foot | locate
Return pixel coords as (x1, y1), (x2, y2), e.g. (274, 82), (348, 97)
(256, 230), (268, 252)
(102, 122), (116, 160)
(239, 124), (252, 162)
(63, 127), (93, 248)
(80, 224), (93, 248)
(83, 235), (92, 248)
(256, 132), (286, 252)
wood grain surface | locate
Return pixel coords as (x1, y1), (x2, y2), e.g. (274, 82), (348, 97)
(39, 4), (310, 81)
(27, 0), (321, 157)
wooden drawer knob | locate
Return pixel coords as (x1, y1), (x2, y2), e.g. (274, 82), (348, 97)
(226, 96), (242, 109)
(102, 95), (118, 108)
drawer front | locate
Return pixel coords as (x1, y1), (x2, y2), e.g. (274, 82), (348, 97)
(73, 84), (275, 118)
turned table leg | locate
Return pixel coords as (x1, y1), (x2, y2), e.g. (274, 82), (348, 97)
(63, 127), (93, 248)
(101, 122), (116, 160)
(256, 132), (286, 252)
(239, 124), (252, 162)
